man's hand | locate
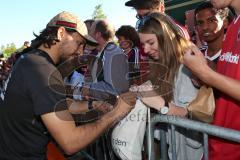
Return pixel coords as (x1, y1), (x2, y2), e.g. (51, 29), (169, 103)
(80, 86), (90, 100)
(182, 44), (208, 77)
(114, 91), (137, 118)
(92, 101), (113, 113)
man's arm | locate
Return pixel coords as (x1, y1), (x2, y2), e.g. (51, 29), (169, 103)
(198, 67), (240, 100)
(41, 92), (135, 155)
(183, 45), (240, 101)
(67, 100), (88, 114)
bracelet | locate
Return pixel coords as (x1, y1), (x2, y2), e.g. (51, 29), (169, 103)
(88, 101), (93, 110)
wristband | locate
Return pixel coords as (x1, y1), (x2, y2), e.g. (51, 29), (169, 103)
(88, 101), (93, 110)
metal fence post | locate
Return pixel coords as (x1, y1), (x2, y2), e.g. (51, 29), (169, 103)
(160, 125), (168, 160)
(203, 133), (208, 160)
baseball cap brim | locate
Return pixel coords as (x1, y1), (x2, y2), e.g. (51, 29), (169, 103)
(125, 0), (142, 7)
(82, 35), (98, 46)
(47, 11), (98, 46)
(125, 0), (159, 9)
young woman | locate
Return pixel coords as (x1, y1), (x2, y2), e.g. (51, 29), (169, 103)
(138, 12), (203, 160)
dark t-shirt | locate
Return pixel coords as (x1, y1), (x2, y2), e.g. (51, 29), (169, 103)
(0, 49), (67, 160)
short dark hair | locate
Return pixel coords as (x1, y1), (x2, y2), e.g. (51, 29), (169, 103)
(115, 25), (140, 47)
(84, 19), (94, 27)
(195, 1), (229, 20)
(95, 20), (115, 41)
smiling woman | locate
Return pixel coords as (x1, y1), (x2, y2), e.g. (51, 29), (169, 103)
(138, 13), (191, 102)
(138, 12), (203, 160)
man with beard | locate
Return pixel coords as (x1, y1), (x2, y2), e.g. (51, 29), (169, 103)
(0, 11), (136, 160)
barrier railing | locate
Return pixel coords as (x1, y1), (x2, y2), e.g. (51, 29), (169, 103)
(147, 115), (240, 160)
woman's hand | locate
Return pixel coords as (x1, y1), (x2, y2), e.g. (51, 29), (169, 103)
(141, 96), (165, 111)
(130, 81), (165, 111)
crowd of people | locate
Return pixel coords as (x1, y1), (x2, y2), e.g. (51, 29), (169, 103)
(0, 0), (239, 160)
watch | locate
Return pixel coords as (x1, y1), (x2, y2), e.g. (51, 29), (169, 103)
(160, 102), (169, 115)
(160, 106), (169, 114)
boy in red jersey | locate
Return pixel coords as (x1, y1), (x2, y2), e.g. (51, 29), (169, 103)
(183, 0), (240, 159)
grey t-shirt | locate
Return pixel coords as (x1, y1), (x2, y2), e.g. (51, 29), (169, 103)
(168, 65), (203, 160)
(173, 65), (198, 108)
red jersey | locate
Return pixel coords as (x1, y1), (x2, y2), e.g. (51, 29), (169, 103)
(209, 15), (240, 160)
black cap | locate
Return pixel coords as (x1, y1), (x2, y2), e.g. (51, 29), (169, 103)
(125, 0), (160, 9)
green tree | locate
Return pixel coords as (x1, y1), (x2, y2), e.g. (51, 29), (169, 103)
(2, 43), (17, 57)
(92, 4), (107, 20)
(1, 45), (4, 51)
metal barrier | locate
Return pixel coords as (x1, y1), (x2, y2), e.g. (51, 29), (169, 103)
(147, 115), (240, 160)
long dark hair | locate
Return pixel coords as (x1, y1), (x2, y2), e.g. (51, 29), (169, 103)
(31, 26), (77, 49)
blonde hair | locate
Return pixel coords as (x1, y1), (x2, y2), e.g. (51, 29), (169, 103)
(139, 12), (191, 102)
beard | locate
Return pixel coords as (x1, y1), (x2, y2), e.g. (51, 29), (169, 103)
(57, 55), (79, 78)
(58, 57), (67, 66)
(58, 42), (77, 65)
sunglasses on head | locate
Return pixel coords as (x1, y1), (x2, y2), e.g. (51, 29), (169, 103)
(135, 13), (171, 31)
(135, 14), (155, 30)
(135, 11), (152, 30)
(135, 12), (150, 20)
